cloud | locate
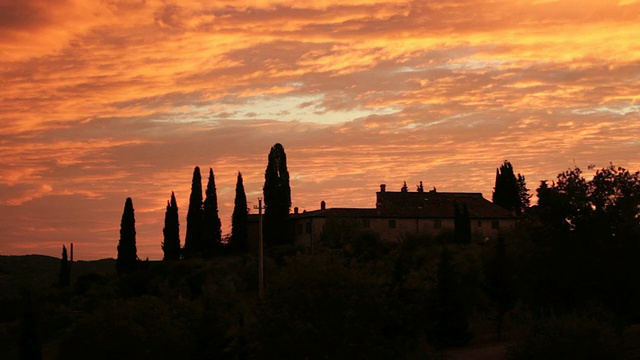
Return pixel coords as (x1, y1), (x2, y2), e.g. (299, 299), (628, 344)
(0, 0), (638, 259)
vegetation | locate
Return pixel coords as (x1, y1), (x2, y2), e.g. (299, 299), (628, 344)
(230, 172), (249, 253)
(162, 192), (181, 261)
(203, 168), (222, 258)
(58, 245), (70, 288)
(453, 202), (471, 244)
(18, 295), (42, 360)
(116, 197), (137, 275)
(184, 166), (204, 259)
(493, 160), (529, 215)
(3, 159), (640, 359)
(263, 143), (292, 246)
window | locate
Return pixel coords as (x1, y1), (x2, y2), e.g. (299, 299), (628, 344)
(305, 222), (312, 234)
(491, 220), (500, 229)
(389, 220), (396, 229)
(362, 219), (371, 228)
(434, 219), (442, 229)
(297, 223), (303, 235)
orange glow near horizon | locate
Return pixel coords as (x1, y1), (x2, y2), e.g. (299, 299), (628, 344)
(1, 0), (639, 259)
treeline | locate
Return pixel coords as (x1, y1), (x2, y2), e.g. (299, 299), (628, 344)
(10, 156), (640, 359)
(115, 143), (292, 274)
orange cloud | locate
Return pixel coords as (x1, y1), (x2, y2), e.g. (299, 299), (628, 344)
(0, 0), (638, 259)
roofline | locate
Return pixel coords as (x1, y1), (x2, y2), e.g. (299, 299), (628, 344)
(250, 207), (518, 220)
(376, 191), (485, 196)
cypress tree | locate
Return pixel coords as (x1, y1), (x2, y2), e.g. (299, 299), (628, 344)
(162, 192), (181, 261)
(454, 203), (472, 244)
(263, 143), (292, 246)
(202, 168), (222, 258)
(230, 172), (249, 252)
(517, 173), (530, 212)
(484, 233), (514, 339)
(430, 247), (471, 347)
(184, 166), (203, 259)
(58, 245), (70, 287)
(493, 160), (528, 215)
(18, 304), (41, 360)
(116, 197), (138, 275)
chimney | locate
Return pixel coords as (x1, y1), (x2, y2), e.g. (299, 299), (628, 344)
(320, 201), (326, 210)
(380, 184), (386, 192)
(294, 207), (299, 214)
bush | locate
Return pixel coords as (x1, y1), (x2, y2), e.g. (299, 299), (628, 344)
(507, 313), (622, 360)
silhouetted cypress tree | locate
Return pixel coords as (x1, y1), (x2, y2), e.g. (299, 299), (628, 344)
(454, 202), (461, 237)
(430, 247), (471, 348)
(184, 166), (203, 259)
(58, 245), (70, 287)
(230, 172), (249, 252)
(263, 143), (292, 246)
(517, 173), (530, 212)
(116, 197), (137, 275)
(202, 168), (222, 258)
(162, 192), (181, 261)
(18, 305), (41, 360)
(493, 160), (529, 215)
(454, 203), (472, 244)
(484, 233), (515, 339)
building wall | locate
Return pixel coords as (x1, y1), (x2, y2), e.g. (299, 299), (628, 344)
(290, 216), (516, 247)
(293, 217), (327, 248)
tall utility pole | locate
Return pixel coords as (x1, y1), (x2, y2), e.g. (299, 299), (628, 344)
(70, 242), (73, 282)
(253, 198), (264, 298)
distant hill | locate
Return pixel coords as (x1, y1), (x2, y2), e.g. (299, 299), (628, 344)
(0, 255), (115, 295)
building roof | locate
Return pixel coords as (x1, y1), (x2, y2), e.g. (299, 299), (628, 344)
(375, 191), (515, 219)
(248, 190), (516, 221)
(291, 208), (378, 219)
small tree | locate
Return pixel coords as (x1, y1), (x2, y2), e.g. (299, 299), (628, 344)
(116, 197), (138, 275)
(202, 168), (222, 258)
(517, 174), (531, 211)
(184, 166), (203, 259)
(484, 234), (515, 339)
(454, 202), (472, 244)
(58, 245), (70, 287)
(230, 172), (249, 252)
(162, 192), (181, 261)
(263, 143), (292, 246)
(430, 247), (471, 348)
(18, 305), (41, 360)
(493, 160), (529, 215)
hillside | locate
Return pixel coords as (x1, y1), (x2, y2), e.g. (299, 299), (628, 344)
(0, 255), (115, 295)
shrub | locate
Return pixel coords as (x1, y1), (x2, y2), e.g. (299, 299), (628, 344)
(507, 313), (622, 360)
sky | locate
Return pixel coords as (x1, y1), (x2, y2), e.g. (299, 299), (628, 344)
(1, 0), (639, 260)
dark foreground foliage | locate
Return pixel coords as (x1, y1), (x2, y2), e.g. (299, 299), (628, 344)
(1, 163), (639, 359)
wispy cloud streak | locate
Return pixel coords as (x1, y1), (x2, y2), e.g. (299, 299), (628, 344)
(0, 0), (638, 259)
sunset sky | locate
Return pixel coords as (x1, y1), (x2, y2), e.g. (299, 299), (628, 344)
(1, 0), (639, 260)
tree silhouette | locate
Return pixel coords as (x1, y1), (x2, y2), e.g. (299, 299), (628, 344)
(202, 168), (222, 258)
(517, 173), (531, 211)
(58, 245), (70, 287)
(230, 172), (249, 252)
(454, 202), (471, 244)
(493, 160), (529, 215)
(162, 192), (181, 261)
(527, 165), (640, 318)
(430, 247), (471, 347)
(484, 234), (515, 338)
(116, 197), (138, 275)
(184, 166), (203, 259)
(18, 304), (41, 360)
(263, 143), (292, 246)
